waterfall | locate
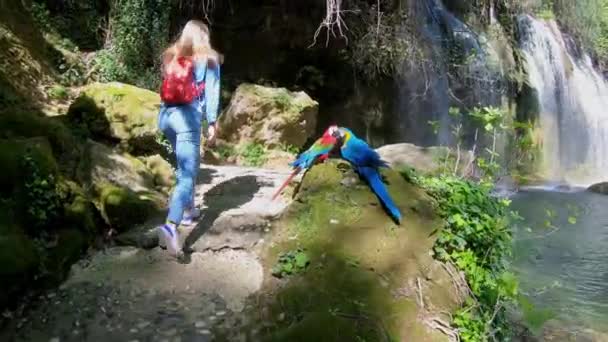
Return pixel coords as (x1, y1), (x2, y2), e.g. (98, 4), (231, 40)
(393, 0), (504, 147)
(518, 15), (608, 186)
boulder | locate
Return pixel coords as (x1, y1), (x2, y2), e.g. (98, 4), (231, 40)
(67, 82), (161, 154)
(142, 154), (175, 193)
(97, 183), (163, 232)
(0, 226), (39, 308)
(218, 84), (318, 149)
(256, 161), (461, 341)
(588, 182), (608, 195)
(77, 140), (166, 231)
(376, 142), (474, 174)
(77, 140), (155, 193)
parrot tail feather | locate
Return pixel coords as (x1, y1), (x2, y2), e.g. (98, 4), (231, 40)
(272, 167), (302, 201)
(358, 166), (402, 224)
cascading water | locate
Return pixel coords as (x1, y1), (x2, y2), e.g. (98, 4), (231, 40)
(394, 0), (504, 147)
(518, 15), (608, 186)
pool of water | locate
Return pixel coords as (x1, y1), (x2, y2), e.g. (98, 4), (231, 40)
(511, 189), (608, 333)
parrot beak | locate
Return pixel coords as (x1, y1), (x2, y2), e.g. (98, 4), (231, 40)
(328, 125), (341, 139)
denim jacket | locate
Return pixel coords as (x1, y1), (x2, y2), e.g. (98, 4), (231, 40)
(193, 59), (220, 125)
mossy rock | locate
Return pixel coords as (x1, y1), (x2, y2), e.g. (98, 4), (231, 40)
(0, 110), (82, 176)
(143, 154), (175, 193)
(588, 182), (608, 195)
(219, 83), (318, 149)
(0, 207), (39, 308)
(98, 183), (163, 232)
(61, 180), (103, 234)
(75, 140), (166, 231)
(67, 82), (162, 154)
(0, 137), (58, 195)
(42, 229), (88, 284)
(376, 143), (474, 175)
(77, 140), (156, 193)
(255, 161), (459, 341)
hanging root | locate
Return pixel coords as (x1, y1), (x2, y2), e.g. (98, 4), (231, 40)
(310, 0), (352, 47)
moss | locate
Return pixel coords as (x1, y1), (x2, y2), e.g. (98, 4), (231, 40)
(67, 82), (161, 154)
(0, 219), (39, 279)
(0, 137), (58, 194)
(98, 183), (162, 231)
(143, 154), (175, 192)
(255, 161), (453, 341)
(0, 206), (40, 308)
(61, 180), (101, 234)
(0, 110), (82, 176)
(219, 83), (318, 149)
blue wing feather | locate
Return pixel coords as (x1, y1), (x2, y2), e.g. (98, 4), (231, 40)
(338, 127), (401, 223)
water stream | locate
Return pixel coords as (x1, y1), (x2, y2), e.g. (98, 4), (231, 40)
(511, 189), (608, 335)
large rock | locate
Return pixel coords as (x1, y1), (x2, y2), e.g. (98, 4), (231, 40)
(0, 216), (39, 308)
(254, 161), (463, 341)
(218, 84), (318, 149)
(67, 82), (161, 154)
(77, 140), (166, 231)
(588, 182), (608, 195)
(376, 143), (474, 174)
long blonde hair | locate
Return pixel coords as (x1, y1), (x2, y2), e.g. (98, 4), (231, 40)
(162, 20), (222, 75)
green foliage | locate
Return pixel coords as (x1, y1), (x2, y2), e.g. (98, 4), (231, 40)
(93, 0), (169, 89)
(216, 144), (237, 161)
(278, 143), (300, 155)
(549, 0), (608, 67)
(239, 143), (267, 167)
(417, 175), (518, 341)
(271, 248), (311, 278)
(31, 0), (105, 50)
(47, 85), (68, 100)
(22, 155), (64, 231)
(348, 4), (423, 81)
(468, 106), (506, 133)
(29, 2), (54, 33)
(27, 2), (87, 86)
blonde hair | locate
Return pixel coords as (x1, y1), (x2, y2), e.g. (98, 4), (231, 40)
(162, 20), (222, 74)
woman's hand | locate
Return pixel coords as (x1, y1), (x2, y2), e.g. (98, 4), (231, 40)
(206, 123), (217, 147)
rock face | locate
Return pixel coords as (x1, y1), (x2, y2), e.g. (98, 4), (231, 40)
(588, 182), (608, 195)
(76, 140), (166, 231)
(376, 142), (474, 174)
(218, 84), (318, 149)
(67, 82), (161, 154)
(0, 137), (96, 308)
(255, 161), (462, 341)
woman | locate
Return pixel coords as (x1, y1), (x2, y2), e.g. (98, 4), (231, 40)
(157, 20), (221, 257)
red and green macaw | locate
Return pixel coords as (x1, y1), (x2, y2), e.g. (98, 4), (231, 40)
(330, 126), (402, 224)
(271, 126), (339, 200)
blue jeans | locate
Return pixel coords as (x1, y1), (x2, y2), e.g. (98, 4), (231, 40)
(158, 105), (201, 224)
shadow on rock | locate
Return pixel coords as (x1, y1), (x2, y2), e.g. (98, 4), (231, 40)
(183, 174), (263, 254)
(197, 166), (218, 187)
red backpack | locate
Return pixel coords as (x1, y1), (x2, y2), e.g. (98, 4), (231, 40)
(160, 56), (205, 105)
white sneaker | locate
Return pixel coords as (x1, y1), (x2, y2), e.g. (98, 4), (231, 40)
(157, 224), (182, 257)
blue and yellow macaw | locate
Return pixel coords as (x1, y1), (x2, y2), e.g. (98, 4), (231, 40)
(331, 126), (402, 224)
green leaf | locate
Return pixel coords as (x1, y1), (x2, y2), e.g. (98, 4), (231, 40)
(568, 216), (577, 225)
(295, 253), (310, 268)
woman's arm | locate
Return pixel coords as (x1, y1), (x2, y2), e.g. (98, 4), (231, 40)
(203, 60), (220, 125)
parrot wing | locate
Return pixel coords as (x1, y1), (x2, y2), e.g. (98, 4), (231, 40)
(272, 132), (337, 200)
